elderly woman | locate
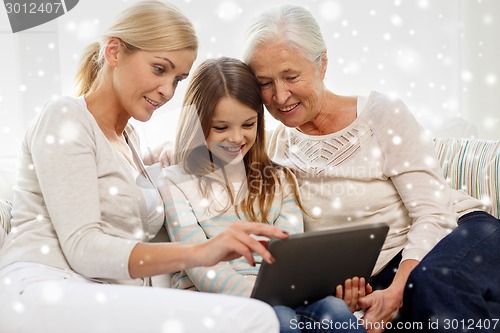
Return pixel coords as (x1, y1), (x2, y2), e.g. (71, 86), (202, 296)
(243, 5), (500, 333)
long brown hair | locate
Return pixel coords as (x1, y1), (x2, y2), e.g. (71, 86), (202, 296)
(173, 57), (304, 223)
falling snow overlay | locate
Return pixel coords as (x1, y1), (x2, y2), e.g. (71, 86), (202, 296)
(0, 0), (499, 162)
(0, 2), (499, 332)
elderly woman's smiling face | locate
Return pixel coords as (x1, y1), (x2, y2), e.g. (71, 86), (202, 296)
(249, 42), (327, 129)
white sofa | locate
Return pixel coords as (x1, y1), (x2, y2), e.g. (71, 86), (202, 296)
(1, 138), (499, 283)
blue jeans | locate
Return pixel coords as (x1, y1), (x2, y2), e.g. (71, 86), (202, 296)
(274, 296), (366, 333)
(402, 211), (500, 332)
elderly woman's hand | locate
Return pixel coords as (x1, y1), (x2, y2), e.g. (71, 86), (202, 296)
(357, 287), (402, 333)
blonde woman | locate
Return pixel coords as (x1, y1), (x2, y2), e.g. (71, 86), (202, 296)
(0, 2), (285, 332)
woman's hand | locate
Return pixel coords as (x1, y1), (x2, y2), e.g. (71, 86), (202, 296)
(129, 222), (287, 278)
(356, 259), (418, 332)
(336, 277), (373, 312)
(357, 287), (402, 333)
(195, 222), (288, 267)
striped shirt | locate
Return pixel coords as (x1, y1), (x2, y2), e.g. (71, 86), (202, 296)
(160, 164), (303, 297)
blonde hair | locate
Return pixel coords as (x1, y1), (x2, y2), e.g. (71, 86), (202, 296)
(76, 0), (198, 96)
(174, 57), (305, 223)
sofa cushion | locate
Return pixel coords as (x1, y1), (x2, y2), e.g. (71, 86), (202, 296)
(434, 138), (500, 218)
(0, 157), (18, 201)
(0, 200), (13, 248)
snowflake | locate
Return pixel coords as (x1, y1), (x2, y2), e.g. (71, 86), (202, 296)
(390, 15), (403, 27)
(40, 245), (50, 254)
(134, 228), (145, 240)
(162, 319), (184, 333)
(45, 135), (55, 145)
(13, 302), (25, 313)
(206, 270), (216, 279)
(331, 198), (341, 209)
(59, 122), (80, 143)
(320, 2), (341, 21)
(41, 282), (63, 304)
(461, 70), (473, 82)
(202, 316), (216, 329)
(312, 206), (322, 217)
(485, 74), (497, 85)
(216, 1), (241, 21)
(108, 187), (118, 196)
(287, 214), (300, 226)
(418, 0), (429, 9)
(95, 292), (107, 303)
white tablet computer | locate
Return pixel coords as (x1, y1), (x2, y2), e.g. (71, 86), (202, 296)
(251, 222), (389, 308)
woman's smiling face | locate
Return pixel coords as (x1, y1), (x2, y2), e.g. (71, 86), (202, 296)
(249, 42), (327, 129)
(112, 46), (196, 122)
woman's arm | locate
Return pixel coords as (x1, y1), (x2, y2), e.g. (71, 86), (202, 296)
(31, 98), (141, 279)
(376, 97), (457, 262)
(358, 259), (418, 332)
(358, 96), (456, 330)
(129, 221), (286, 279)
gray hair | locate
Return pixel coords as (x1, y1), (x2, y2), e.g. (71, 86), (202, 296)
(242, 5), (326, 66)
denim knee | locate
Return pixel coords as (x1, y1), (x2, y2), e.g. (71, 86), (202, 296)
(297, 296), (354, 323)
(274, 305), (300, 333)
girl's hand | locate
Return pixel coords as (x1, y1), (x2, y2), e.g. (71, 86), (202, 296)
(336, 276), (373, 312)
(195, 222), (288, 267)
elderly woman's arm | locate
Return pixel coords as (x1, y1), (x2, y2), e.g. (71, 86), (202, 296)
(357, 97), (457, 332)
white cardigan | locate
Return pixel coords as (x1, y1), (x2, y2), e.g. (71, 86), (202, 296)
(0, 96), (164, 285)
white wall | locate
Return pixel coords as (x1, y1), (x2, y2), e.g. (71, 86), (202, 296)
(459, 0), (500, 140)
(1, 0), (499, 161)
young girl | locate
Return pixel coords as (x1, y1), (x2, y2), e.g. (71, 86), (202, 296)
(161, 57), (367, 333)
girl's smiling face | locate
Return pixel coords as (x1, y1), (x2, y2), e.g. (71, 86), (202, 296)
(206, 96), (258, 165)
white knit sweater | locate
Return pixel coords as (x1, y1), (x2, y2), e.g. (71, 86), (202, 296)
(267, 91), (483, 274)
